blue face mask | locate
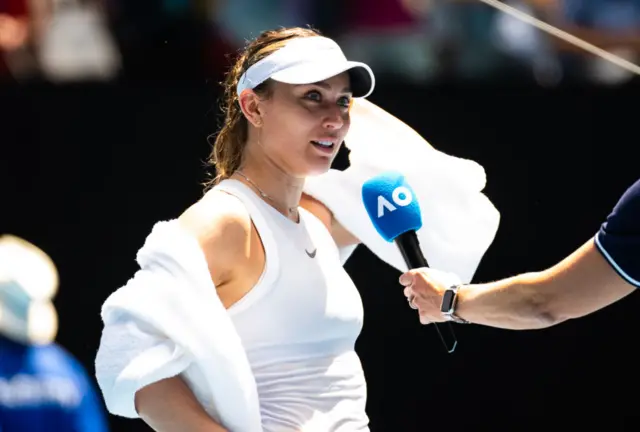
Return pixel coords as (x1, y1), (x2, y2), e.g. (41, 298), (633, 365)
(0, 280), (31, 323)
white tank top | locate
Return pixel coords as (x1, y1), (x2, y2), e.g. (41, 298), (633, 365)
(215, 179), (369, 432)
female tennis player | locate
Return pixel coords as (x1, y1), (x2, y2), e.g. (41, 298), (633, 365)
(105, 27), (374, 432)
(95, 23), (500, 431)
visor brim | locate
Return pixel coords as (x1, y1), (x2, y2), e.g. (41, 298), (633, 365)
(270, 60), (375, 98)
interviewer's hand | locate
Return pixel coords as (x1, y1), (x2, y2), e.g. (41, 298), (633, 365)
(399, 268), (460, 325)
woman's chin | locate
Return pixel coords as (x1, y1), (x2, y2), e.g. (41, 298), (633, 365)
(303, 160), (333, 177)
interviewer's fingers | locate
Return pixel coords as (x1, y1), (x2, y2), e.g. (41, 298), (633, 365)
(399, 272), (414, 287)
(404, 287), (419, 309)
(409, 270), (443, 297)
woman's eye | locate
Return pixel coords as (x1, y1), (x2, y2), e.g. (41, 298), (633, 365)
(304, 91), (351, 108)
(338, 96), (351, 108)
(305, 91), (322, 102)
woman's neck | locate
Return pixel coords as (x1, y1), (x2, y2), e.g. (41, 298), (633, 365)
(233, 149), (304, 221)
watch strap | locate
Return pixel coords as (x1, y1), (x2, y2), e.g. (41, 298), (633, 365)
(440, 285), (469, 324)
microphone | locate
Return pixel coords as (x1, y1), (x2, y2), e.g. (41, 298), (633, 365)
(361, 171), (426, 269)
(361, 171), (458, 353)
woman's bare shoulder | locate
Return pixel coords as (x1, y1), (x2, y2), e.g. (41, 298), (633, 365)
(178, 190), (253, 285)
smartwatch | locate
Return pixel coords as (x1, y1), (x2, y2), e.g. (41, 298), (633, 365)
(440, 285), (469, 324)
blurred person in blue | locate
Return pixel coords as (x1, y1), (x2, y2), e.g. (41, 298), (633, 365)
(0, 234), (109, 431)
(403, 177), (640, 329)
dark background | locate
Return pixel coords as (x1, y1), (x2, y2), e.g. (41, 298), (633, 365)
(3, 79), (639, 430)
(2, 2), (640, 428)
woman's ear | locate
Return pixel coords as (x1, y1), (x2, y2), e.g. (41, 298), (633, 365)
(238, 89), (263, 127)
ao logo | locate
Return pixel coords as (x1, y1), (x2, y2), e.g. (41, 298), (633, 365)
(377, 186), (413, 217)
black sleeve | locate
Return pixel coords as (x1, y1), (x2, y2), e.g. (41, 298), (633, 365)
(594, 178), (640, 288)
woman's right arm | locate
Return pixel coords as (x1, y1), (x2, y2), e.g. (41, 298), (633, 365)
(135, 377), (229, 432)
(133, 191), (254, 431)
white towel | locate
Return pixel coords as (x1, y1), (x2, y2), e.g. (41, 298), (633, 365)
(304, 99), (501, 283)
(95, 220), (262, 431)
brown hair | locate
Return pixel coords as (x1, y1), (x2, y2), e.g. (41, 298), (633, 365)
(204, 27), (321, 190)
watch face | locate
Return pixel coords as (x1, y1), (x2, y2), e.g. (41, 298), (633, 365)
(441, 289), (455, 313)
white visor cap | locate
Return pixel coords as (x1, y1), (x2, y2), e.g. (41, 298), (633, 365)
(0, 235), (59, 345)
(237, 36), (375, 99)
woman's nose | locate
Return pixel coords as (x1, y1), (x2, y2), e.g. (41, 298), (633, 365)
(322, 106), (345, 130)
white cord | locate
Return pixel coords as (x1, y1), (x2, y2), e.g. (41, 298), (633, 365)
(477, 0), (640, 76)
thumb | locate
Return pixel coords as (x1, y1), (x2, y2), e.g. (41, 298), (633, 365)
(399, 272), (414, 286)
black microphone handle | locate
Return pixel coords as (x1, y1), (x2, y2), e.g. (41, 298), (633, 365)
(395, 230), (458, 353)
(394, 230), (429, 269)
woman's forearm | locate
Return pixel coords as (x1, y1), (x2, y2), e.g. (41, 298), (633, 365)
(135, 376), (228, 432)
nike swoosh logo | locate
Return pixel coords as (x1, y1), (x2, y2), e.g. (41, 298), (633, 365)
(305, 248), (317, 258)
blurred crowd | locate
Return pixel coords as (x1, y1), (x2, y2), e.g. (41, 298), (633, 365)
(1, 0), (640, 86)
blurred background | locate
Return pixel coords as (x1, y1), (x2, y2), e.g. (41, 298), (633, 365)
(3, 0), (640, 85)
(1, 0), (640, 430)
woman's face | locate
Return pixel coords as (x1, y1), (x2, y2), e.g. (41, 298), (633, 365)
(251, 72), (352, 177)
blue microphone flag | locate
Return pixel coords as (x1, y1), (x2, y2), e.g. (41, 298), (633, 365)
(361, 171), (423, 242)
